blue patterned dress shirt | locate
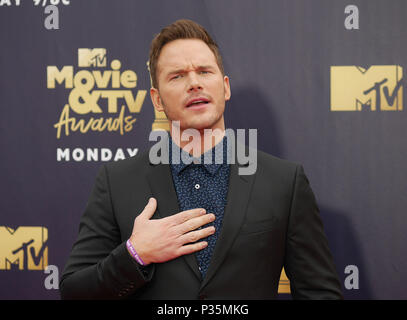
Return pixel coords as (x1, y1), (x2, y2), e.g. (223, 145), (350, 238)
(168, 136), (231, 279)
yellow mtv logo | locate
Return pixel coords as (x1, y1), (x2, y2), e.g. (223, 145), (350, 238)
(78, 48), (107, 67)
(278, 267), (290, 294)
(330, 65), (403, 111)
(0, 226), (48, 270)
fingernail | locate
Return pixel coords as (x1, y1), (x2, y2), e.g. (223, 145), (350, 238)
(200, 209), (206, 214)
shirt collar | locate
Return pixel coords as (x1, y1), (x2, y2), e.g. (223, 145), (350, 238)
(169, 135), (229, 176)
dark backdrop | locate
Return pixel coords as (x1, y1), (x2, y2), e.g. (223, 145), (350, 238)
(0, 0), (406, 299)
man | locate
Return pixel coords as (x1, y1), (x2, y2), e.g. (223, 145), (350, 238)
(60, 19), (343, 299)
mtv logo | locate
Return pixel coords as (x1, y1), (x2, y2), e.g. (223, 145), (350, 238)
(0, 226), (48, 270)
(278, 267), (290, 294)
(78, 48), (107, 67)
(330, 65), (403, 111)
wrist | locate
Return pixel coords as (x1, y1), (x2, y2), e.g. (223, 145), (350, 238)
(126, 239), (149, 266)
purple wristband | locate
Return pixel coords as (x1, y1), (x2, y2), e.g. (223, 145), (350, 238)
(126, 239), (146, 266)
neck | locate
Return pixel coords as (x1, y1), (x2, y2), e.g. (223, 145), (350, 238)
(169, 121), (225, 156)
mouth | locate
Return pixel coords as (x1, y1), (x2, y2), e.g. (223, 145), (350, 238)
(185, 97), (211, 109)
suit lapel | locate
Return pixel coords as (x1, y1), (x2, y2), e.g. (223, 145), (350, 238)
(146, 163), (178, 220)
(146, 160), (202, 280)
(200, 160), (256, 290)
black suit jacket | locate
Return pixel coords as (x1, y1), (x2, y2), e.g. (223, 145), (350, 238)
(60, 146), (343, 300)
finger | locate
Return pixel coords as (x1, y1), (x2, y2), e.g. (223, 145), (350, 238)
(177, 241), (208, 256)
(179, 226), (216, 245)
(178, 213), (216, 234)
(170, 207), (207, 224)
(138, 197), (157, 220)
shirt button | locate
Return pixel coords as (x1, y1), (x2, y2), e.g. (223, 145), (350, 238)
(194, 184), (200, 190)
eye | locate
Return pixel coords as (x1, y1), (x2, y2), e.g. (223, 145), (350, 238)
(170, 74), (183, 81)
(199, 70), (209, 75)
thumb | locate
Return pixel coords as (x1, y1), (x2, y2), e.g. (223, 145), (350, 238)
(139, 197), (157, 220)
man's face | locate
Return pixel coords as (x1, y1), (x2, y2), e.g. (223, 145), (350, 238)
(150, 39), (231, 131)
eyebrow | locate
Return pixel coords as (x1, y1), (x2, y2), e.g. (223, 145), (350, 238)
(166, 65), (215, 77)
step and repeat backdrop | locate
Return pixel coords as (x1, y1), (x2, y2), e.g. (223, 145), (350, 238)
(0, 0), (406, 299)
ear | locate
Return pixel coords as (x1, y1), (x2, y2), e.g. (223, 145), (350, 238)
(223, 76), (231, 101)
(150, 87), (165, 112)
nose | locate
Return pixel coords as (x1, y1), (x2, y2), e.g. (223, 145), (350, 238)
(187, 72), (202, 92)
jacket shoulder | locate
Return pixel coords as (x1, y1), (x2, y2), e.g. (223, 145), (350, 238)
(255, 149), (302, 186)
(257, 149), (300, 172)
(103, 148), (151, 177)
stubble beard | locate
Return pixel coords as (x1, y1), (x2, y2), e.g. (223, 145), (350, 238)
(159, 94), (225, 132)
